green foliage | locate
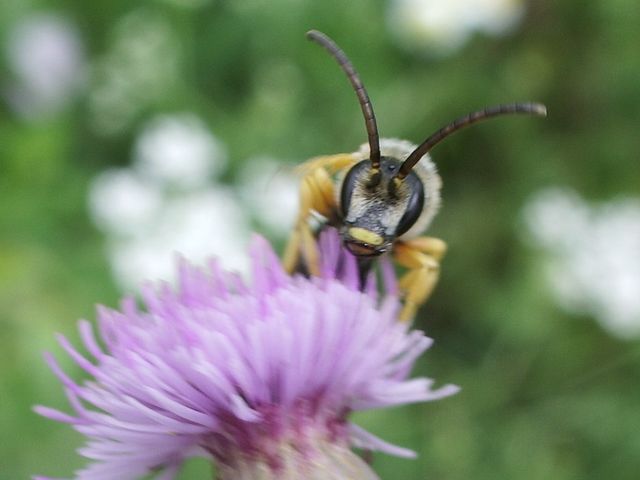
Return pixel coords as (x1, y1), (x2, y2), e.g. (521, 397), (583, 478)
(1, 0), (639, 478)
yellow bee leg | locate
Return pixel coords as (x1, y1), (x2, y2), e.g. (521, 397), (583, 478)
(296, 153), (358, 176)
(283, 173), (315, 273)
(283, 160), (344, 275)
(393, 237), (447, 322)
(311, 167), (338, 217)
(401, 236), (447, 261)
(300, 223), (321, 276)
(284, 225), (322, 276)
(282, 228), (302, 273)
(303, 175), (331, 218)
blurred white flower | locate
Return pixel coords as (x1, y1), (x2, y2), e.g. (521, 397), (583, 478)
(107, 188), (251, 291)
(134, 114), (227, 188)
(4, 13), (85, 118)
(388, 0), (525, 56)
(89, 10), (180, 134)
(238, 157), (298, 236)
(524, 188), (591, 250)
(88, 120), (251, 291)
(88, 168), (163, 236)
(524, 187), (640, 339)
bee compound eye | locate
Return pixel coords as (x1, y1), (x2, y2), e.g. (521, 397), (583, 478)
(340, 160), (370, 218)
(395, 173), (425, 236)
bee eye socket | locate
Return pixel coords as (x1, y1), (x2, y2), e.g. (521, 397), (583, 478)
(340, 160), (370, 218)
(395, 173), (425, 236)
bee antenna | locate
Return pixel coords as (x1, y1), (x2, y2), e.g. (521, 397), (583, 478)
(306, 30), (381, 171)
(396, 102), (547, 179)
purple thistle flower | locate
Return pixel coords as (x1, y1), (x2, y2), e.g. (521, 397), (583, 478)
(35, 229), (459, 479)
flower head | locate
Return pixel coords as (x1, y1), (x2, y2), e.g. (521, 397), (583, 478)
(35, 229), (458, 479)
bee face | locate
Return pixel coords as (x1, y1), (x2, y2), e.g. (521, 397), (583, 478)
(339, 157), (425, 257)
(303, 29), (545, 263)
(282, 31), (545, 320)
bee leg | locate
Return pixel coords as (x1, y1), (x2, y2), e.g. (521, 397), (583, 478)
(283, 166), (339, 276)
(282, 229), (303, 272)
(393, 237), (447, 322)
(297, 153), (357, 176)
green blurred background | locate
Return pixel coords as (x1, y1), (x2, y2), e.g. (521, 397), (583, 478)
(2, 0), (640, 478)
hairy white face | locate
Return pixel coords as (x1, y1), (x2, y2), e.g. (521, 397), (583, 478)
(344, 160), (412, 231)
(337, 139), (442, 257)
(339, 152), (428, 257)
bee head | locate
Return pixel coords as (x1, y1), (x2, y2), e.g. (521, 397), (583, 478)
(339, 157), (424, 257)
(306, 29), (547, 258)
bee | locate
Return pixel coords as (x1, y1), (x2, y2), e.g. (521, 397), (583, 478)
(283, 30), (546, 321)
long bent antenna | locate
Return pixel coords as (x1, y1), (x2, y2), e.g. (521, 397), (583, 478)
(396, 102), (547, 180)
(306, 30), (381, 171)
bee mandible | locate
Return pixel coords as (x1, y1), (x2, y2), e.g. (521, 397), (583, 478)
(283, 30), (547, 321)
